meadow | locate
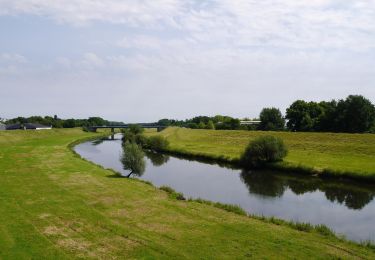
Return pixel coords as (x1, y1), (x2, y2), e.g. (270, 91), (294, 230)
(147, 127), (375, 180)
(0, 128), (374, 258)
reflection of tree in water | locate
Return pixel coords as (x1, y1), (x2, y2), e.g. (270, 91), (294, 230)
(144, 151), (170, 167)
(121, 142), (146, 178)
(92, 138), (105, 146)
(92, 135), (117, 145)
(323, 185), (374, 210)
(240, 170), (286, 197)
(240, 170), (374, 210)
(287, 179), (319, 195)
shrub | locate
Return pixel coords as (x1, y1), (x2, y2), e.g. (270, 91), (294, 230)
(159, 186), (186, 200)
(315, 224), (335, 237)
(147, 136), (169, 152)
(160, 185), (175, 194)
(135, 134), (148, 146)
(241, 135), (287, 168)
(128, 124), (144, 135)
(122, 129), (136, 143)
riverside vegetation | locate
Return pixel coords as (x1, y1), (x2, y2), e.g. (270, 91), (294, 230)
(1, 129), (375, 258)
(145, 127), (375, 181)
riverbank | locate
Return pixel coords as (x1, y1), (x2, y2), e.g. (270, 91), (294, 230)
(0, 129), (374, 258)
(145, 127), (375, 182)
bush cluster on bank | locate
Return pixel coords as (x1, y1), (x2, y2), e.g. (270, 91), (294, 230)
(241, 136), (288, 168)
(121, 127), (169, 152)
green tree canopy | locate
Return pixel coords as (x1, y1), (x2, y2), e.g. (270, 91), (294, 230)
(259, 107), (285, 131)
(121, 142), (146, 177)
(333, 95), (375, 133)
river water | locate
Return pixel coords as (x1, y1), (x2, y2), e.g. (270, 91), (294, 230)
(74, 134), (375, 242)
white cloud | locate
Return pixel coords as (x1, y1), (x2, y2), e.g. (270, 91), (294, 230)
(1, 1), (375, 120)
(0, 53), (27, 63)
(0, 53), (28, 75)
(1, 0), (374, 51)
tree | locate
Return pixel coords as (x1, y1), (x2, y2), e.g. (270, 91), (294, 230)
(286, 101), (324, 131)
(87, 117), (107, 126)
(121, 142), (146, 177)
(258, 108), (285, 131)
(63, 119), (76, 128)
(206, 120), (215, 130)
(198, 121), (206, 129)
(316, 100), (337, 131)
(333, 95), (375, 133)
(128, 124), (144, 135)
(240, 136), (288, 168)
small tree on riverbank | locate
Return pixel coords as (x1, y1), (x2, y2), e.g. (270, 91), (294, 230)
(241, 136), (287, 168)
(121, 142), (146, 177)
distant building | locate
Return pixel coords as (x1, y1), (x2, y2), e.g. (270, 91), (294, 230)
(0, 123), (5, 130)
(6, 123), (52, 130)
(240, 120), (261, 126)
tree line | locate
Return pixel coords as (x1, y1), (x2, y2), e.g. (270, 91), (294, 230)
(158, 115), (243, 130)
(259, 95), (375, 133)
(4, 116), (123, 128)
(158, 95), (375, 133)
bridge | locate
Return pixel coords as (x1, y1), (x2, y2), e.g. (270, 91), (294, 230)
(89, 124), (166, 133)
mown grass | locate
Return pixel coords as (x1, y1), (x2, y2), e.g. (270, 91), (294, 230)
(0, 128), (374, 258)
(146, 127), (375, 181)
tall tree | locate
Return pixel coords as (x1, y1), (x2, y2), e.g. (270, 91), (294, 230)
(334, 95), (375, 133)
(259, 107), (285, 131)
(286, 101), (324, 131)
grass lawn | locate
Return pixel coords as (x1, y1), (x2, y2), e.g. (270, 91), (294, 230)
(147, 127), (375, 180)
(0, 128), (374, 259)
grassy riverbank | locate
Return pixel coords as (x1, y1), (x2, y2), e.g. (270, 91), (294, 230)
(0, 129), (374, 258)
(146, 127), (375, 181)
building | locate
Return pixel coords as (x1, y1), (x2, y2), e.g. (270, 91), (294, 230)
(0, 123), (5, 130)
(240, 120), (261, 126)
(5, 123), (52, 130)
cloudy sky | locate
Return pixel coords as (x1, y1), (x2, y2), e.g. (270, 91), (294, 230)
(1, 0), (375, 122)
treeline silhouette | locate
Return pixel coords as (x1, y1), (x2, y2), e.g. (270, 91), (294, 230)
(4, 116), (124, 128)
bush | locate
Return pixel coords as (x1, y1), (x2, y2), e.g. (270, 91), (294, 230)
(128, 124), (144, 135)
(160, 186), (186, 200)
(241, 135), (287, 168)
(122, 129), (136, 143)
(135, 134), (148, 146)
(147, 136), (169, 152)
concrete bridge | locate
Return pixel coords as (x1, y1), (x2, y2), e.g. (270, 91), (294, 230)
(89, 124), (166, 133)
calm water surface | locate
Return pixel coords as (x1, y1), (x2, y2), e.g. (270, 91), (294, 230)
(75, 134), (375, 242)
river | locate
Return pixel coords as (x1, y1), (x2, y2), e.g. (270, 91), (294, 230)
(74, 134), (375, 242)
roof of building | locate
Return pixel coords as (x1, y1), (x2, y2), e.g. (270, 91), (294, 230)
(5, 123), (52, 130)
(24, 123), (52, 129)
(6, 123), (22, 130)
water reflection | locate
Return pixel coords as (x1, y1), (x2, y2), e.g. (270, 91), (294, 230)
(92, 135), (118, 145)
(144, 151), (170, 167)
(240, 170), (375, 210)
(74, 136), (375, 241)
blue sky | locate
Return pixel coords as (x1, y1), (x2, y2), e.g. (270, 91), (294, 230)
(1, 0), (374, 122)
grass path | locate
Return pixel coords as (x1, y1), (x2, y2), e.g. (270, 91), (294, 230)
(147, 127), (375, 180)
(0, 129), (374, 258)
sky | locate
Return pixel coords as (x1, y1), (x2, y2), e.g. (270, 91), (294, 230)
(1, 0), (375, 122)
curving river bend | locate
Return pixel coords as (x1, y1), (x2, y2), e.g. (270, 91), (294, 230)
(74, 134), (375, 242)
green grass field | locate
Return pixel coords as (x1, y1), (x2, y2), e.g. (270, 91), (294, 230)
(0, 129), (374, 259)
(147, 127), (375, 180)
